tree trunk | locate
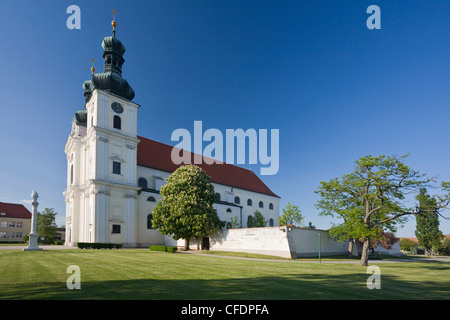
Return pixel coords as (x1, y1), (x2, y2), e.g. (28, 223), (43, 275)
(347, 238), (354, 258)
(184, 238), (190, 251)
(360, 238), (370, 266)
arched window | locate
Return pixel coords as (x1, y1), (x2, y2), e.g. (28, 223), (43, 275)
(234, 196), (240, 204)
(226, 208), (232, 213)
(113, 115), (121, 130)
(269, 218), (274, 227)
(138, 178), (148, 188)
(147, 196), (156, 202)
(215, 193), (221, 202)
(259, 201), (264, 208)
(147, 214), (153, 229)
(70, 165), (74, 184)
(226, 222), (232, 229)
(247, 199), (253, 206)
(269, 203), (274, 210)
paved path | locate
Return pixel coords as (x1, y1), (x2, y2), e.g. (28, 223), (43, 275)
(0, 245), (78, 250)
(178, 251), (450, 264)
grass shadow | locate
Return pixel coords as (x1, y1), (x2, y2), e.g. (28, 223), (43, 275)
(1, 269), (448, 300)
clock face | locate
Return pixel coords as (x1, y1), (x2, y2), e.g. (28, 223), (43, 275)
(111, 102), (124, 114)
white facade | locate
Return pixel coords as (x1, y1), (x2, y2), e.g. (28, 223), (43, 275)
(64, 89), (140, 247)
(64, 88), (280, 247)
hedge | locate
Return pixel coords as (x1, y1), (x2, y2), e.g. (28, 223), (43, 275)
(149, 245), (177, 253)
(77, 242), (122, 249)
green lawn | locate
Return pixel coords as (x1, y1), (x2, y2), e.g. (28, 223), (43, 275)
(0, 249), (448, 300)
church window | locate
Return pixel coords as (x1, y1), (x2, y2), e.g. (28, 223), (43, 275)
(259, 201), (264, 208)
(234, 196), (240, 204)
(70, 165), (74, 184)
(247, 199), (252, 206)
(269, 203), (274, 210)
(112, 224), (121, 234)
(147, 196), (156, 202)
(147, 214), (154, 229)
(112, 161), (121, 174)
(215, 193), (221, 201)
(106, 56), (111, 64)
(226, 222), (232, 229)
(113, 115), (121, 130)
(269, 219), (274, 227)
(226, 208), (232, 213)
(138, 178), (148, 188)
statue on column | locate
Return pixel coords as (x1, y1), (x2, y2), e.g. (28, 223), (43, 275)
(23, 190), (43, 251)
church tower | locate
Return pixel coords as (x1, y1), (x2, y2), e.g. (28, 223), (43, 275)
(64, 15), (140, 247)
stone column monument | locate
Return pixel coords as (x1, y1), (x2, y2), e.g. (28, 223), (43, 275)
(23, 190), (43, 251)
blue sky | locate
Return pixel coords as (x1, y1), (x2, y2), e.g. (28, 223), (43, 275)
(1, 0), (449, 237)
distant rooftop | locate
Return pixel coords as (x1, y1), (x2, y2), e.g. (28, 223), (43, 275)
(0, 202), (32, 219)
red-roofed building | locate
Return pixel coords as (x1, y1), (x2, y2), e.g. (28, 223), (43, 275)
(63, 28), (280, 247)
(0, 202), (31, 242)
(136, 136), (278, 198)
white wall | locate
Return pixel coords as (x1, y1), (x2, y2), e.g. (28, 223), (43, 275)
(287, 227), (349, 257)
(189, 226), (403, 259)
(209, 226), (294, 258)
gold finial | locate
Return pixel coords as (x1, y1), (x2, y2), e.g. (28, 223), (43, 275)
(90, 58), (95, 76)
(111, 9), (117, 36)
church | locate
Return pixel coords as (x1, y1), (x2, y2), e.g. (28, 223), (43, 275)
(63, 20), (280, 248)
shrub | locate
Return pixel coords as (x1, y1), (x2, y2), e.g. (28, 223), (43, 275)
(77, 242), (122, 249)
(166, 246), (177, 253)
(436, 238), (450, 256)
(149, 245), (177, 253)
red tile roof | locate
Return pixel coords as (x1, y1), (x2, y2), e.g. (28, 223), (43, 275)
(136, 135), (279, 198)
(401, 235), (450, 243)
(0, 202), (32, 219)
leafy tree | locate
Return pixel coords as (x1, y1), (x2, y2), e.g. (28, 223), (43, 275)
(400, 238), (418, 252)
(315, 154), (450, 266)
(247, 215), (254, 228)
(247, 211), (267, 228)
(278, 202), (304, 227)
(371, 231), (399, 251)
(306, 221), (316, 229)
(436, 238), (450, 256)
(228, 216), (240, 229)
(415, 188), (443, 255)
(37, 208), (58, 244)
(152, 165), (224, 250)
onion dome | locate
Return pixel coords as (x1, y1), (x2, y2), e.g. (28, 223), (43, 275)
(82, 15), (135, 103)
(73, 109), (87, 127)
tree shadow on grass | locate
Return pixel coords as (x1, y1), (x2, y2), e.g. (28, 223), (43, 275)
(1, 269), (448, 300)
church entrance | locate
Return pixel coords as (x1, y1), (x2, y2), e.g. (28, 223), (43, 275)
(202, 237), (210, 250)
